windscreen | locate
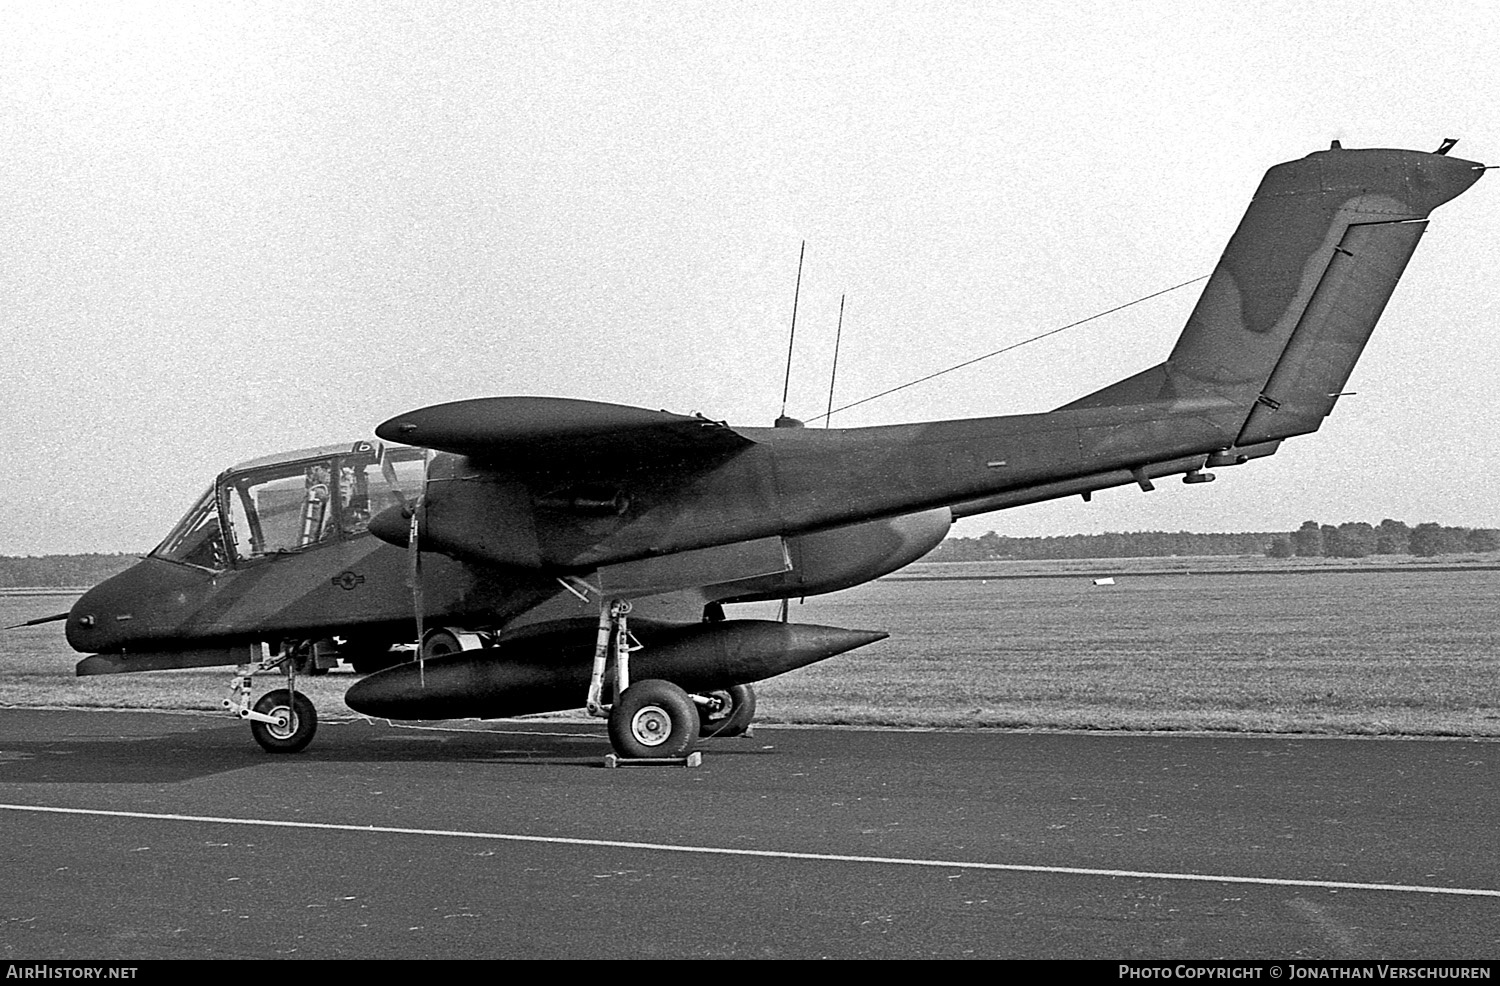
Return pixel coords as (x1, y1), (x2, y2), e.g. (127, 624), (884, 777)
(152, 487), (228, 570)
(224, 460), (340, 560)
(221, 447), (426, 560)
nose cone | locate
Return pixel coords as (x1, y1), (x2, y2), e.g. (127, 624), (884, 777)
(344, 662), (421, 718)
(345, 659), (480, 719)
(66, 557), (215, 653)
(66, 571), (131, 652)
(717, 621), (889, 674)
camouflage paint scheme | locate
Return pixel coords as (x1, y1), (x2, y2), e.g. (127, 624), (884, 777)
(63, 145), (1484, 717)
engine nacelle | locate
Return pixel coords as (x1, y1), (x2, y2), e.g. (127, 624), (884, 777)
(708, 507), (951, 603)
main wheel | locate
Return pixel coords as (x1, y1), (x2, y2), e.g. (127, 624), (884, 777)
(608, 679), (700, 759)
(698, 683), (756, 738)
(250, 689), (318, 754)
(421, 627), (463, 661)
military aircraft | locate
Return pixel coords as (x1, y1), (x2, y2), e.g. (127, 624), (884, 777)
(52, 141), (1485, 760)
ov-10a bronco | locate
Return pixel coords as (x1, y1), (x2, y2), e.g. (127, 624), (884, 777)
(50, 141), (1485, 760)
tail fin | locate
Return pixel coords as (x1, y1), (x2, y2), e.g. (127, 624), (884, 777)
(1064, 143), (1483, 446)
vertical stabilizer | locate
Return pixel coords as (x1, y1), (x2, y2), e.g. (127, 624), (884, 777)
(1063, 145), (1484, 445)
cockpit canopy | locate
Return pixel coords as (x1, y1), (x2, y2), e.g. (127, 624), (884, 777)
(152, 441), (427, 571)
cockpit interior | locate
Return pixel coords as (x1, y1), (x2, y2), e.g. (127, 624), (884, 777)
(152, 442), (427, 571)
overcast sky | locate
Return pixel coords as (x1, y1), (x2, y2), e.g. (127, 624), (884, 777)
(2, 1), (1497, 555)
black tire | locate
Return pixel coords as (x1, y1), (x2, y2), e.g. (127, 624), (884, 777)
(608, 679), (700, 759)
(698, 683), (756, 738)
(250, 689), (318, 754)
(421, 627), (463, 662)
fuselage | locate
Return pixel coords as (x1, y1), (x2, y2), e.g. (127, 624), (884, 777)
(64, 437), (952, 664)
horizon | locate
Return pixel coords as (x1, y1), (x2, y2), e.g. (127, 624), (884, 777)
(4, 517), (1496, 561)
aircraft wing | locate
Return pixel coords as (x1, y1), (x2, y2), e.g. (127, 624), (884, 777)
(375, 396), (754, 469)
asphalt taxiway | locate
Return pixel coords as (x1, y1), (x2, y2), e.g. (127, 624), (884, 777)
(0, 708), (1496, 959)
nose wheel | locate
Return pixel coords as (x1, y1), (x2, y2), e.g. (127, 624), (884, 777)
(249, 689), (318, 754)
(226, 642), (320, 754)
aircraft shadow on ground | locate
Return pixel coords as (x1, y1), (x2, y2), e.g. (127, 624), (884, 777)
(0, 718), (772, 784)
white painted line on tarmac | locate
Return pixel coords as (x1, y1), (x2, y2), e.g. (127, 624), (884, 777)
(3, 801), (1498, 899)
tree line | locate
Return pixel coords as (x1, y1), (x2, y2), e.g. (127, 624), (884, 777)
(0, 554), (139, 588)
(930, 521), (1500, 562)
(1267, 520), (1500, 559)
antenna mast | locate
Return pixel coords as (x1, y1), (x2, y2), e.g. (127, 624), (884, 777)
(825, 293), (845, 427)
(779, 241), (806, 421)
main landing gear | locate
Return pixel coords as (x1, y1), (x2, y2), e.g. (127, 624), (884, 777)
(608, 678), (699, 759)
(586, 599), (757, 764)
(226, 643), (318, 754)
(698, 683), (756, 739)
(225, 605), (760, 759)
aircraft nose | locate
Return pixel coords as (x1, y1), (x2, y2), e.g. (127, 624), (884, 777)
(65, 557), (214, 653)
(67, 569), (138, 653)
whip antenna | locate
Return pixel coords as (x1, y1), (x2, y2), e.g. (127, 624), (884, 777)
(779, 241), (806, 421)
(825, 293), (845, 427)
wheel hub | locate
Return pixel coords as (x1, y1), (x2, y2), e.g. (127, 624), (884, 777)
(267, 706), (296, 740)
(630, 705), (672, 747)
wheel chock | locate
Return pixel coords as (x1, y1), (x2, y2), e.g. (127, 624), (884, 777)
(603, 752), (703, 768)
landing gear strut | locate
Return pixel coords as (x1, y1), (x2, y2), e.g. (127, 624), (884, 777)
(226, 643), (319, 754)
(587, 599), (703, 762)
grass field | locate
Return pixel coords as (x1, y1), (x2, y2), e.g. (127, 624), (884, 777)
(4, 559), (1498, 736)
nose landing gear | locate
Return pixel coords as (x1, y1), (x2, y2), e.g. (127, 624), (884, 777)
(249, 689), (318, 753)
(226, 642), (319, 754)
